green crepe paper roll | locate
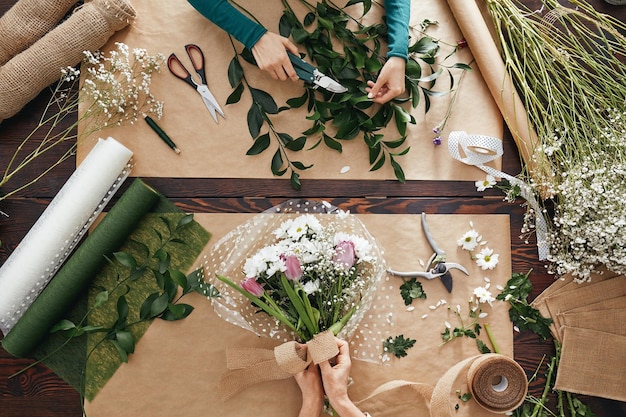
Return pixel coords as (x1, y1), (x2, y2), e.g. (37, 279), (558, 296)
(1, 179), (160, 358)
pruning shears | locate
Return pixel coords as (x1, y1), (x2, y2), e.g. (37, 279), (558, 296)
(287, 52), (348, 94)
(387, 212), (469, 293)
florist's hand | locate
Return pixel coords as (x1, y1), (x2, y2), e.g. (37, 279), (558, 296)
(295, 362), (324, 417)
(365, 56), (406, 104)
(319, 338), (366, 417)
(251, 32), (299, 82)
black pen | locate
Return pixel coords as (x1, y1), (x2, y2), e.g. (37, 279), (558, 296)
(144, 116), (180, 155)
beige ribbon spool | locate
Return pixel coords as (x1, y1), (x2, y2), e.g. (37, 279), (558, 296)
(218, 330), (338, 401)
(358, 354), (527, 416)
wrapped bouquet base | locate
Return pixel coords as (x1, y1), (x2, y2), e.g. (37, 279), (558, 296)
(219, 330), (338, 400)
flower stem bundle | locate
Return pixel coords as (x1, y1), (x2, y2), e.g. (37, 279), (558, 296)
(486, 0), (626, 280)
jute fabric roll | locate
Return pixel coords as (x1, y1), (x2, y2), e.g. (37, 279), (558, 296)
(0, 0), (135, 122)
(0, 0), (79, 65)
(357, 354), (527, 416)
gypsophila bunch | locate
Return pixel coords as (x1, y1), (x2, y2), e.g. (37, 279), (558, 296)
(545, 108), (626, 281)
(486, 0), (626, 280)
(218, 213), (381, 342)
(80, 42), (164, 128)
(0, 42), (164, 204)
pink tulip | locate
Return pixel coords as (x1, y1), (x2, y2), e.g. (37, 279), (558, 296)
(333, 240), (356, 270)
(241, 277), (264, 297)
(283, 255), (303, 281)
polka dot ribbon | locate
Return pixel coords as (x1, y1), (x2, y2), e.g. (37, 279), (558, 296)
(448, 131), (549, 260)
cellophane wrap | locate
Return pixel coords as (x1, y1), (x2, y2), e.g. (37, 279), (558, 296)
(200, 200), (387, 357)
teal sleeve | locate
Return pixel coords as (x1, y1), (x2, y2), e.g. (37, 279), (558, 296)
(384, 0), (410, 61)
(187, 0), (267, 50)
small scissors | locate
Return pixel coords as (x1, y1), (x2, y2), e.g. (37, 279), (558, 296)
(168, 44), (225, 123)
(387, 212), (469, 293)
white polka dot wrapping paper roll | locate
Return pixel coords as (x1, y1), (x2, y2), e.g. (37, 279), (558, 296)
(0, 137), (133, 336)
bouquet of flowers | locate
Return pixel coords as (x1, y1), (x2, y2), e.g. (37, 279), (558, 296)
(201, 200), (385, 344)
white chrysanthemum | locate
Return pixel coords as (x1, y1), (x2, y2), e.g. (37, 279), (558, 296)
(475, 247), (499, 270)
(302, 279), (321, 295)
(243, 245), (285, 277)
(473, 286), (495, 305)
(475, 175), (497, 192)
(456, 229), (480, 251)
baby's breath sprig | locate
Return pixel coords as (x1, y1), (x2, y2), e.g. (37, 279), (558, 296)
(0, 42), (164, 204)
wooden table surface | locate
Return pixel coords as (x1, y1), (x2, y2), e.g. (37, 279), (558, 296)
(1, 1), (625, 416)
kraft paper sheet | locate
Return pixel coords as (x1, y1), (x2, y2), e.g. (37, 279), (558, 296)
(76, 0), (502, 181)
(85, 213), (513, 417)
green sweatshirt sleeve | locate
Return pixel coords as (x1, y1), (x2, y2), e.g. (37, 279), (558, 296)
(187, 0), (267, 50)
(384, 0), (410, 61)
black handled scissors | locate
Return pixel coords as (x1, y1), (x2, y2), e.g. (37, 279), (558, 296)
(168, 44), (225, 123)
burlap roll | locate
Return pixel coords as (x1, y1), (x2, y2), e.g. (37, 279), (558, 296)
(466, 355), (528, 413)
(0, 0), (79, 66)
(0, 0), (135, 122)
(358, 354), (527, 416)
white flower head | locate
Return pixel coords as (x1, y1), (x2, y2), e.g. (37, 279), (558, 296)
(302, 279), (321, 295)
(457, 229), (480, 251)
(473, 286), (495, 306)
(475, 247), (499, 270)
(475, 175), (497, 192)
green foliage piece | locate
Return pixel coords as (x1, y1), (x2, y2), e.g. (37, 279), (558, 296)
(496, 271), (553, 340)
(399, 278), (427, 305)
(476, 339), (492, 354)
(383, 334), (416, 358)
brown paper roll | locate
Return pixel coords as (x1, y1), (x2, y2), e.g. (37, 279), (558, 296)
(0, 0), (135, 122)
(0, 0), (79, 65)
(446, 0), (551, 192)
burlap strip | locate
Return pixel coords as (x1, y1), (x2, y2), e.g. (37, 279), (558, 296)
(219, 330), (339, 400)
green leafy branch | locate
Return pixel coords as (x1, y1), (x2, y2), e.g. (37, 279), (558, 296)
(440, 302), (498, 354)
(226, 0), (470, 188)
(227, 41), (312, 190)
(496, 270), (553, 340)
